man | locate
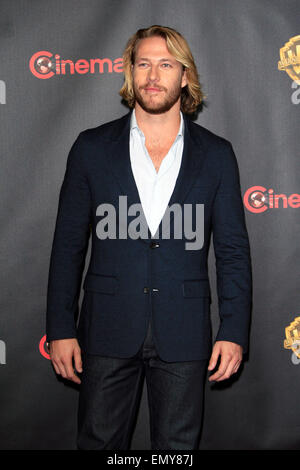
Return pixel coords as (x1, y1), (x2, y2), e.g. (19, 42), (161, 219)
(46, 25), (252, 450)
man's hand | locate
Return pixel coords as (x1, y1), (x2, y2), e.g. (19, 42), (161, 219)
(207, 340), (242, 382)
(48, 338), (82, 384)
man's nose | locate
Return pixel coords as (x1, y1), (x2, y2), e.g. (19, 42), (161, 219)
(147, 64), (160, 82)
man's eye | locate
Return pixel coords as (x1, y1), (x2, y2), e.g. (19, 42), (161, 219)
(137, 63), (171, 68)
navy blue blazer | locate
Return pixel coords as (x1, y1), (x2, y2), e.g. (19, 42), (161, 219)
(46, 110), (252, 361)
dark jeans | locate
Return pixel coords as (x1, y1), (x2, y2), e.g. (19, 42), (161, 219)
(77, 317), (208, 450)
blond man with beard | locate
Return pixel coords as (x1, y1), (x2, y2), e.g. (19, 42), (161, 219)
(46, 25), (252, 450)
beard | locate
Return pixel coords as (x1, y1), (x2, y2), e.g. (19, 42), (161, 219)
(133, 77), (183, 115)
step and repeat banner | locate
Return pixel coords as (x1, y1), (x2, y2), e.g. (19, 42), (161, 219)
(0, 0), (299, 450)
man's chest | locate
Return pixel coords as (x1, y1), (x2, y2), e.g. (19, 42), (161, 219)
(145, 142), (175, 172)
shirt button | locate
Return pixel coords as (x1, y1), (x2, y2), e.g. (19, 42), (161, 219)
(150, 242), (160, 249)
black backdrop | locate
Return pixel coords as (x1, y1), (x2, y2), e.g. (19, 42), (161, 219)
(0, 0), (299, 450)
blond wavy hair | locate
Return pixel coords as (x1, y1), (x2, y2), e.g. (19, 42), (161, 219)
(119, 25), (205, 114)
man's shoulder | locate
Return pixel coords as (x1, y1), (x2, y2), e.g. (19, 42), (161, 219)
(188, 117), (232, 150)
(78, 111), (130, 144)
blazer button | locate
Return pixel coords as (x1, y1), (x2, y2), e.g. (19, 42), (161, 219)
(150, 241), (160, 248)
(143, 287), (150, 294)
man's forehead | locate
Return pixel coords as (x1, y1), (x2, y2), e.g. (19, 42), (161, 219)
(136, 56), (176, 62)
(135, 45), (176, 63)
(135, 37), (172, 56)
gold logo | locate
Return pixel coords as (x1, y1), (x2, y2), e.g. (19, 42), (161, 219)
(278, 35), (300, 83)
(284, 317), (300, 358)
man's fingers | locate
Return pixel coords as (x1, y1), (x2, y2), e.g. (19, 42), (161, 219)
(49, 339), (82, 384)
(208, 354), (231, 381)
(232, 359), (242, 374)
(207, 346), (220, 371)
(225, 358), (242, 378)
(214, 357), (237, 382)
(208, 342), (243, 382)
(54, 359), (68, 379)
(64, 359), (81, 384)
(52, 356), (81, 384)
(209, 356), (241, 382)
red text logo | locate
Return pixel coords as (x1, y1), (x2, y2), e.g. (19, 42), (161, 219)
(244, 186), (300, 213)
(29, 50), (123, 79)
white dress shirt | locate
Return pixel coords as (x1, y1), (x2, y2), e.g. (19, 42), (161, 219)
(129, 108), (184, 237)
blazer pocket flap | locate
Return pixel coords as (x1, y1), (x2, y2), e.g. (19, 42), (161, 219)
(83, 274), (118, 294)
(183, 279), (211, 298)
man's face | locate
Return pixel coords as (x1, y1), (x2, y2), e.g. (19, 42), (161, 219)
(131, 36), (187, 114)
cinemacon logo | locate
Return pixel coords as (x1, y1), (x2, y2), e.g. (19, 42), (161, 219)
(244, 186), (300, 213)
(39, 335), (50, 360)
(29, 50), (123, 79)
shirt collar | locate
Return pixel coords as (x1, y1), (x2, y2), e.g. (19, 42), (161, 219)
(130, 108), (184, 138)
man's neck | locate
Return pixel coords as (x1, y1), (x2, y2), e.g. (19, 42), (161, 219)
(134, 103), (181, 142)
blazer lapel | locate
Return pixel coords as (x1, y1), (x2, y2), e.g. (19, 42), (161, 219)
(104, 109), (207, 243)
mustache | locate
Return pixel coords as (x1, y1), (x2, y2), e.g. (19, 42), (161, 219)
(141, 84), (165, 91)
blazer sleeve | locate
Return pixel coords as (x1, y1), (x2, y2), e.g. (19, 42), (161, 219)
(212, 141), (252, 353)
(46, 132), (92, 342)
